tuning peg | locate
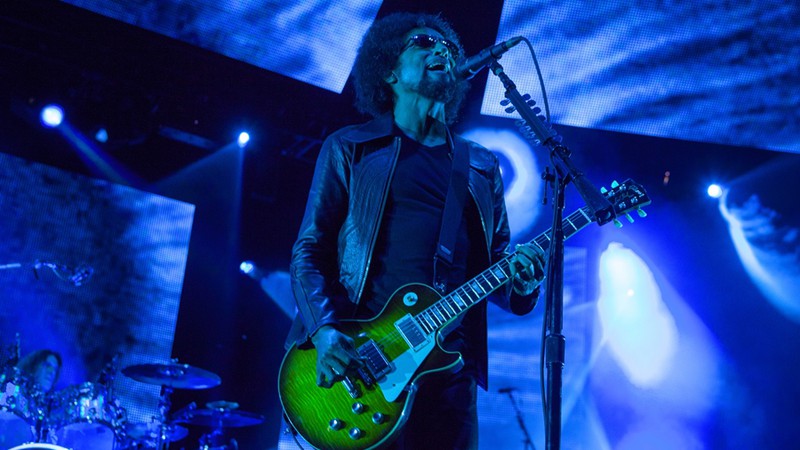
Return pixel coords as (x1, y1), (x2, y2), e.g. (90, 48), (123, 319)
(600, 186), (608, 194)
(625, 213), (634, 223)
(613, 219), (623, 228)
(505, 106), (516, 113)
(522, 93), (531, 100)
(531, 106), (541, 114)
(611, 180), (620, 188)
(515, 119), (525, 127)
(637, 208), (647, 218)
(500, 99), (511, 106)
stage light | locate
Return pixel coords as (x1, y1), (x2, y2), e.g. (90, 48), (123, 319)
(237, 131), (250, 148)
(461, 127), (542, 239)
(707, 184), (723, 198)
(95, 128), (109, 143)
(40, 104), (64, 127)
(597, 242), (678, 387)
(239, 260), (254, 275)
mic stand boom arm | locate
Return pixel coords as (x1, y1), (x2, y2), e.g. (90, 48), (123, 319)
(489, 60), (614, 225)
(488, 60), (616, 450)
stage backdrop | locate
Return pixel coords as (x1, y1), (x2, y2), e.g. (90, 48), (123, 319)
(0, 152), (194, 425)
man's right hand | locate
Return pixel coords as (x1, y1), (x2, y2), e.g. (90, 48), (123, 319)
(310, 325), (363, 388)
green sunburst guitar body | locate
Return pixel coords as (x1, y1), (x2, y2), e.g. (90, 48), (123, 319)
(279, 283), (460, 450)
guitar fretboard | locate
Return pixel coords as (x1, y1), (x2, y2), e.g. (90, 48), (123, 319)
(413, 206), (595, 334)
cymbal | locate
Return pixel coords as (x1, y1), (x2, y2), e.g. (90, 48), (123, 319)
(126, 422), (189, 442)
(122, 363), (221, 389)
(206, 400), (239, 410)
(173, 408), (265, 428)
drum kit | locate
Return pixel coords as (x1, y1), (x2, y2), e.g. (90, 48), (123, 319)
(1, 358), (265, 450)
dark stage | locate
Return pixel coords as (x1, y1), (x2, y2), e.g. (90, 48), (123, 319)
(1, 1), (798, 449)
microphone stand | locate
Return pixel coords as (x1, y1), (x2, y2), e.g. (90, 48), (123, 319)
(488, 60), (615, 450)
(501, 389), (536, 450)
(1, 260), (92, 285)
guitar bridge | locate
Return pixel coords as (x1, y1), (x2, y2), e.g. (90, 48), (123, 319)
(357, 339), (392, 384)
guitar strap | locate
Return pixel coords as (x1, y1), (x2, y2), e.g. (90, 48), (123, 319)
(433, 129), (470, 294)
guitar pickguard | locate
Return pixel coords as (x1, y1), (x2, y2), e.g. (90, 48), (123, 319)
(378, 338), (435, 402)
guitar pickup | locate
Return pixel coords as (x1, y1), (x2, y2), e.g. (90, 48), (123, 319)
(356, 366), (375, 387)
(357, 339), (392, 382)
(395, 314), (429, 351)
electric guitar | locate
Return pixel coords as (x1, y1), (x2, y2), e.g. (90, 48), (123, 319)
(278, 179), (650, 450)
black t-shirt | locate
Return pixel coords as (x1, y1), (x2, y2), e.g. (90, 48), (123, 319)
(359, 133), (486, 364)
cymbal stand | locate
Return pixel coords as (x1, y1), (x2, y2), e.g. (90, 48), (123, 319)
(198, 408), (238, 450)
(155, 385), (174, 450)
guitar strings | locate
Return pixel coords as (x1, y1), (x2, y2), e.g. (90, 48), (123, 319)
(370, 257), (516, 350)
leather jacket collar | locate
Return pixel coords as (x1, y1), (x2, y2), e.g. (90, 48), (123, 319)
(341, 113), (395, 143)
(342, 113), (459, 152)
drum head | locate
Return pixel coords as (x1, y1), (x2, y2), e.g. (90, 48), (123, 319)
(9, 445), (71, 450)
(0, 413), (36, 449)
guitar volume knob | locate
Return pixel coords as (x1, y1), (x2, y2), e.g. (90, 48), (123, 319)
(372, 412), (385, 424)
(349, 427), (363, 440)
(352, 402), (365, 414)
(329, 418), (344, 431)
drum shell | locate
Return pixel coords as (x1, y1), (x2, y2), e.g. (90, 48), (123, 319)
(48, 382), (126, 449)
(1, 367), (41, 447)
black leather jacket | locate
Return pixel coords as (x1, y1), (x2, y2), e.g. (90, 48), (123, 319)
(286, 113), (537, 349)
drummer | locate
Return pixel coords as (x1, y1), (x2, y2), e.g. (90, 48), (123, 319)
(16, 349), (62, 393)
(1, 350), (61, 447)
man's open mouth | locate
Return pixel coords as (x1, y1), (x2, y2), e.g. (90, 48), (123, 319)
(426, 60), (449, 72)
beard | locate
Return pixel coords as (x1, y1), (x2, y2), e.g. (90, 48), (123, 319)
(416, 71), (458, 103)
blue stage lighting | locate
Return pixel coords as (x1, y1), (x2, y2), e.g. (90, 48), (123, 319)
(707, 184), (723, 198)
(239, 260), (254, 275)
(597, 242), (678, 388)
(40, 104), (64, 127)
(95, 128), (109, 143)
(461, 128), (542, 239)
(237, 132), (250, 148)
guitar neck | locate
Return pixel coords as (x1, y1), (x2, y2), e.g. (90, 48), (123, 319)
(413, 206), (595, 334)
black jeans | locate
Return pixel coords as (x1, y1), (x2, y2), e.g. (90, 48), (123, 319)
(385, 367), (479, 450)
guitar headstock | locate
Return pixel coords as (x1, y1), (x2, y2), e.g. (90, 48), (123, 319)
(599, 179), (651, 228)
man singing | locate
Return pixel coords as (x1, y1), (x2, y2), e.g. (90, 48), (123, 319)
(286, 12), (545, 449)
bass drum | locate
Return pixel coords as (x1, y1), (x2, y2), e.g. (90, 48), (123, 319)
(0, 367), (40, 448)
(48, 382), (126, 450)
(9, 445), (71, 450)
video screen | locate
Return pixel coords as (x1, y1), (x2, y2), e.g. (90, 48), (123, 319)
(0, 152), (194, 430)
(483, 0), (798, 153)
(59, 0), (384, 93)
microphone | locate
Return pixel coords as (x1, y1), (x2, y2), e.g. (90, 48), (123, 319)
(33, 260), (94, 286)
(69, 264), (94, 286)
(456, 36), (524, 79)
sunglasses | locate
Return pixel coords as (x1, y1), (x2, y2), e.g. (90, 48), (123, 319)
(402, 34), (460, 58)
